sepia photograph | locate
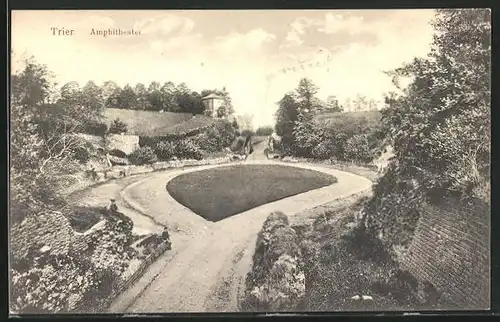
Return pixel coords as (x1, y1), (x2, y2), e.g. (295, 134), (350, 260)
(9, 9), (491, 314)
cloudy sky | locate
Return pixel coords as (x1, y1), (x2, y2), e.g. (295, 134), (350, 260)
(11, 10), (436, 127)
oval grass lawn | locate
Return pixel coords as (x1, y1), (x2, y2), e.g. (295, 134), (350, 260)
(166, 164), (337, 222)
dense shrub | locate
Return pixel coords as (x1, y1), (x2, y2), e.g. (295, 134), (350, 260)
(128, 146), (157, 165)
(343, 133), (373, 163)
(66, 206), (102, 233)
(175, 139), (203, 160)
(256, 126), (274, 136)
(72, 141), (93, 164)
(154, 141), (177, 161)
(10, 249), (112, 313)
(242, 212), (305, 311)
(82, 119), (108, 136)
(108, 118), (128, 134)
(364, 9), (491, 248)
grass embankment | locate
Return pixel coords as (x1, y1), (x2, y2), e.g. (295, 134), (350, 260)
(103, 108), (193, 136)
(166, 164), (337, 222)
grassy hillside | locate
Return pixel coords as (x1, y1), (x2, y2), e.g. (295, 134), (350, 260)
(103, 108), (193, 136)
(314, 110), (382, 128)
(154, 115), (217, 136)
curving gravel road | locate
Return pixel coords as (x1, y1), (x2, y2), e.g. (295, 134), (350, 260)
(108, 142), (373, 313)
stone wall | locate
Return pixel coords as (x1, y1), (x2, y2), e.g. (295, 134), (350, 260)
(107, 134), (140, 155)
(400, 197), (490, 309)
(10, 211), (88, 259)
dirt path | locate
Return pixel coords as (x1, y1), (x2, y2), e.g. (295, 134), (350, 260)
(107, 142), (372, 313)
(67, 175), (163, 236)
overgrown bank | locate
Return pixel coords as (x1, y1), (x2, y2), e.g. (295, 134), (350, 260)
(240, 200), (447, 312)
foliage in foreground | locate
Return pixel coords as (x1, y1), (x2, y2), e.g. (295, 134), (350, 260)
(241, 212), (305, 311)
(365, 9), (491, 249)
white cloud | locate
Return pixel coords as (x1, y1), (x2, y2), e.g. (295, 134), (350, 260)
(212, 28), (276, 53)
(281, 17), (315, 48)
(318, 13), (365, 34)
(134, 14), (196, 37)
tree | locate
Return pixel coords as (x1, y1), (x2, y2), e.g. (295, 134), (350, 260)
(160, 81), (178, 112)
(11, 56), (57, 107)
(108, 118), (128, 134)
(343, 98), (353, 112)
(102, 81), (120, 108)
(60, 81), (81, 105)
(118, 84), (137, 109)
(353, 94), (369, 111)
(134, 83), (150, 110)
(274, 93), (300, 153)
(107, 86), (123, 109)
(147, 81), (162, 111)
(10, 58), (83, 222)
(295, 78), (319, 113)
(81, 81), (105, 116)
(365, 9), (491, 246)
(292, 108), (319, 157)
(234, 114), (254, 131)
(216, 87), (235, 118)
(256, 126), (274, 136)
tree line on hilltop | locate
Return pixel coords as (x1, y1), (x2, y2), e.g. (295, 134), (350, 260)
(58, 80), (234, 116)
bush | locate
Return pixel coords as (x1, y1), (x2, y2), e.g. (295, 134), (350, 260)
(154, 141), (177, 161)
(67, 206), (102, 233)
(72, 145), (92, 164)
(256, 126), (274, 136)
(343, 133), (373, 163)
(128, 146), (158, 165)
(108, 118), (128, 134)
(174, 139), (203, 160)
(10, 250), (108, 313)
(82, 120), (108, 136)
(242, 211), (305, 311)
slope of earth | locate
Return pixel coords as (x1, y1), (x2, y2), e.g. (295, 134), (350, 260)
(103, 108), (193, 136)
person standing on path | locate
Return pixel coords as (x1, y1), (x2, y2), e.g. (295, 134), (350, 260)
(109, 198), (119, 214)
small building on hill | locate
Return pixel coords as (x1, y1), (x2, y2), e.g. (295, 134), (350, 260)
(201, 93), (224, 118)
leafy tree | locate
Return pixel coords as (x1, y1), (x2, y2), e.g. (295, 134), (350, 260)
(292, 109), (319, 157)
(232, 119), (239, 130)
(256, 126), (274, 136)
(274, 93), (300, 153)
(177, 91), (205, 115)
(366, 9), (491, 247)
(81, 81), (105, 115)
(160, 81), (178, 112)
(352, 94), (369, 111)
(134, 83), (150, 110)
(216, 87), (235, 118)
(234, 114), (254, 131)
(108, 118), (128, 134)
(147, 81), (162, 111)
(11, 56), (57, 107)
(295, 78), (319, 113)
(118, 84), (137, 109)
(107, 86), (123, 109)
(10, 58), (82, 222)
(59, 81), (81, 105)
(102, 81), (120, 108)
